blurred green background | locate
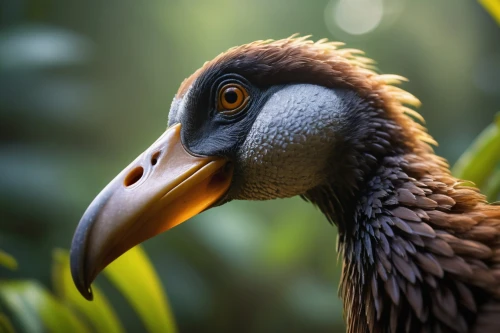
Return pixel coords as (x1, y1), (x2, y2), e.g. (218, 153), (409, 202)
(1, 0), (499, 332)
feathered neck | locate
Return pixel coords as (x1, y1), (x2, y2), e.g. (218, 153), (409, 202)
(304, 117), (500, 333)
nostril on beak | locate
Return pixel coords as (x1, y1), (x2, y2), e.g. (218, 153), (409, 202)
(151, 151), (161, 166)
(124, 166), (144, 187)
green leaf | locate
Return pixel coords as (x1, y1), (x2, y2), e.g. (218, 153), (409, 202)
(479, 0), (500, 25)
(452, 113), (500, 188)
(103, 246), (177, 333)
(485, 168), (500, 201)
(52, 249), (124, 333)
(0, 313), (15, 333)
(0, 251), (17, 271)
(0, 280), (89, 333)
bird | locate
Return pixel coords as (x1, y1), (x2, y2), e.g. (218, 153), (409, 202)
(70, 37), (500, 333)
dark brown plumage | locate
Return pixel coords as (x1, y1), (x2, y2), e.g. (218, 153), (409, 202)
(71, 37), (500, 333)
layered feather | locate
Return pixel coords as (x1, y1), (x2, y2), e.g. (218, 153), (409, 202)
(339, 153), (500, 333)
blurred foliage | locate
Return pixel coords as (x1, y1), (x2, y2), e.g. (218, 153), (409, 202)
(452, 113), (500, 201)
(0, 313), (15, 333)
(100, 246), (177, 333)
(51, 250), (125, 333)
(452, 113), (500, 199)
(0, 248), (176, 333)
(485, 168), (500, 201)
(0, 252), (17, 272)
(452, 114), (500, 182)
(0, 280), (89, 333)
(479, 0), (500, 25)
(0, 0), (499, 332)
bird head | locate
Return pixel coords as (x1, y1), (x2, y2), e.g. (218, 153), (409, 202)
(70, 37), (424, 300)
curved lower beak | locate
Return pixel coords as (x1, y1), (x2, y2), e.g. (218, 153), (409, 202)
(70, 123), (233, 300)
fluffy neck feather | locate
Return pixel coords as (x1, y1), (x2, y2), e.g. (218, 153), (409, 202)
(304, 112), (500, 333)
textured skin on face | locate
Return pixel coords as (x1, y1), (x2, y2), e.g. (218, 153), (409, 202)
(234, 84), (347, 200)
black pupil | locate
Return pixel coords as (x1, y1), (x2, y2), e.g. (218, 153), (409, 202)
(224, 89), (239, 105)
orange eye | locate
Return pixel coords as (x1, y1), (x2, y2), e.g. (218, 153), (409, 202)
(217, 84), (249, 114)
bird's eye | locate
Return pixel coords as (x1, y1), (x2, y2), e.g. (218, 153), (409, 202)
(217, 84), (249, 114)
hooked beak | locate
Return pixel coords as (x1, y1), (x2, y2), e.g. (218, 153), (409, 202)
(70, 123), (233, 300)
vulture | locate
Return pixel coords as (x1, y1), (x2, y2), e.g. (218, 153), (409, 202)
(70, 37), (500, 333)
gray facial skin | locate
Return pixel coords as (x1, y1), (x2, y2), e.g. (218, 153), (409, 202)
(233, 84), (346, 200)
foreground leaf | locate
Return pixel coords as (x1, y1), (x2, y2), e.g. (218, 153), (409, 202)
(484, 168), (500, 201)
(52, 249), (124, 333)
(0, 280), (88, 333)
(103, 246), (177, 333)
(0, 251), (17, 271)
(452, 114), (500, 188)
(479, 0), (500, 25)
